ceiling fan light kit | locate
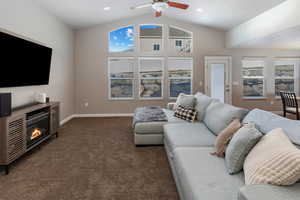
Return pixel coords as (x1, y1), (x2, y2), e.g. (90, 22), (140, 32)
(152, 2), (169, 12)
(131, 0), (189, 17)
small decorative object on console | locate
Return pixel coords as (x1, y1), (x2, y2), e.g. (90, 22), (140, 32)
(174, 105), (197, 122)
(35, 93), (47, 103)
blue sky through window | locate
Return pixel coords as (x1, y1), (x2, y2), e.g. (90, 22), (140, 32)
(140, 25), (161, 30)
(109, 26), (134, 52)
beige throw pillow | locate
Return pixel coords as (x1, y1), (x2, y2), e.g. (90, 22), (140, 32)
(244, 128), (300, 186)
(211, 119), (241, 157)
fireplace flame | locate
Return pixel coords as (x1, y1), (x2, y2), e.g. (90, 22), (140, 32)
(31, 128), (42, 140)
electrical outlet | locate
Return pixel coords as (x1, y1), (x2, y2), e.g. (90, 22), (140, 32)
(270, 101), (274, 105)
(199, 81), (203, 87)
(84, 102), (89, 107)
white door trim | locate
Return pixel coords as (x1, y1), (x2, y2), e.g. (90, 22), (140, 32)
(204, 56), (232, 104)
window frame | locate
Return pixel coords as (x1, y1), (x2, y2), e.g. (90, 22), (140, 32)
(108, 57), (135, 100)
(168, 25), (193, 54)
(273, 58), (299, 98)
(242, 58), (267, 99)
(138, 57), (164, 100)
(138, 24), (164, 54)
(168, 57), (193, 99)
(108, 25), (135, 54)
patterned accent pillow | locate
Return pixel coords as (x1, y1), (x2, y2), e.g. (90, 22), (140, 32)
(174, 105), (197, 122)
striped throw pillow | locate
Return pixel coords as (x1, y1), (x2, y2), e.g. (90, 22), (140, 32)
(244, 128), (300, 186)
(174, 105), (197, 122)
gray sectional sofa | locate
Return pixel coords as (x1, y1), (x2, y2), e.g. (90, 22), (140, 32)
(160, 93), (300, 200)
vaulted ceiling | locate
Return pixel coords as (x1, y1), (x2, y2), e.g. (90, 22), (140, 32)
(33, 0), (286, 30)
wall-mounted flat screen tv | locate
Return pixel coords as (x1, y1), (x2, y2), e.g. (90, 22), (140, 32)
(0, 31), (52, 88)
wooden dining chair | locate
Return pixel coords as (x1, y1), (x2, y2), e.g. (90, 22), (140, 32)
(280, 91), (300, 120)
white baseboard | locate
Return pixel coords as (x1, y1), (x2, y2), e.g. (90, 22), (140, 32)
(60, 114), (76, 126)
(74, 113), (134, 118)
(60, 113), (133, 125)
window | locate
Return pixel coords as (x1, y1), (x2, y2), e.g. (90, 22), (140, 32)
(169, 26), (192, 54)
(175, 40), (182, 47)
(168, 58), (193, 98)
(108, 58), (134, 99)
(274, 59), (299, 96)
(139, 25), (163, 53)
(242, 59), (265, 98)
(109, 26), (134, 53)
(139, 58), (164, 99)
(153, 44), (160, 51)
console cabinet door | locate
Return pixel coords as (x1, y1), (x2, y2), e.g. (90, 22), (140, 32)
(6, 115), (26, 164)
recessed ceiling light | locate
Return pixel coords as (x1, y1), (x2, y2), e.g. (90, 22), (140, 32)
(104, 7), (111, 11)
(197, 8), (204, 13)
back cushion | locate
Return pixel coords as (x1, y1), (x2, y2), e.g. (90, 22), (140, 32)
(243, 109), (300, 145)
(194, 93), (214, 121)
(203, 101), (248, 135)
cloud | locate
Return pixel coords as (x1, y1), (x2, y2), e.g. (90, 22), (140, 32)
(126, 28), (134, 39)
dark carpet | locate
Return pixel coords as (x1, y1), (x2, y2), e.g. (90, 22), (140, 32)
(0, 117), (179, 200)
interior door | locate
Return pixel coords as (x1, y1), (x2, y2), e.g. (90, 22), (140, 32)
(205, 56), (232, 104)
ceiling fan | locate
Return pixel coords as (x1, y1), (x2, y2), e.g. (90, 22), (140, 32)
(131, 0), (189, 17)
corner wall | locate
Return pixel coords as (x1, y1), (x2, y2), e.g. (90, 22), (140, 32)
(0, 0), (76, 121)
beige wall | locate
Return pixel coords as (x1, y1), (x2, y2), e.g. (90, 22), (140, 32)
(75, 14), (300, 114)
(0, 0), (76, 120)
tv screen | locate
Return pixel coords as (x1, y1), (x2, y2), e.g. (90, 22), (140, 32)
(0, 31), (52, 88)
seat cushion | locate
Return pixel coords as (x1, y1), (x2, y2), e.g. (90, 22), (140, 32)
(164, 123), (216, 153)
(194, 92), (214, 121)
(174, 147), (245, 200)
(203, 101), (249, 135)
(238, 184), (300, 200)
(243, 109), (300, 145)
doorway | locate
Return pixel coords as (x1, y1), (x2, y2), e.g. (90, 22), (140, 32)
(205, 56), (232, 104)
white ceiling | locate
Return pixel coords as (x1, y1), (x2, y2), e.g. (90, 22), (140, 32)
(33, 0), (286, 30)
(238, 25), (300, 49)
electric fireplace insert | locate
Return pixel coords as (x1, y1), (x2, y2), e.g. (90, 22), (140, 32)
(26, 108), (50, 149)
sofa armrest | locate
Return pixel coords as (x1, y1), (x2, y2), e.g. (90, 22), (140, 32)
(167, 102), (177, 110)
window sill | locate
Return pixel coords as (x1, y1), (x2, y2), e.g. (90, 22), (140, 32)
(139, 98), (164, 100)
(242, 97), (267, 100)
(109, 98), (135, 101)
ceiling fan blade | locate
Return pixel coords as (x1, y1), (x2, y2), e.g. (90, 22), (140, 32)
(167, 1), (189, 9)
(130, 3), (152, 10)
(155, 11), (162, 17)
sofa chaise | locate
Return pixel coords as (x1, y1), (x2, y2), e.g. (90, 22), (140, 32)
(134, 92), (300, 200)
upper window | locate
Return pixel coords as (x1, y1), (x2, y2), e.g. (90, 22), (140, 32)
(108, 57), (134, 99)
(169, 26), (192, 54)
(139, 25), (163, 53)
(109, 26), (134, 53)
(242, 59), (265, 98)
(274, 59), (299, 96)
(168, 58), (193, 98)
(139, 57), (164, 99)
